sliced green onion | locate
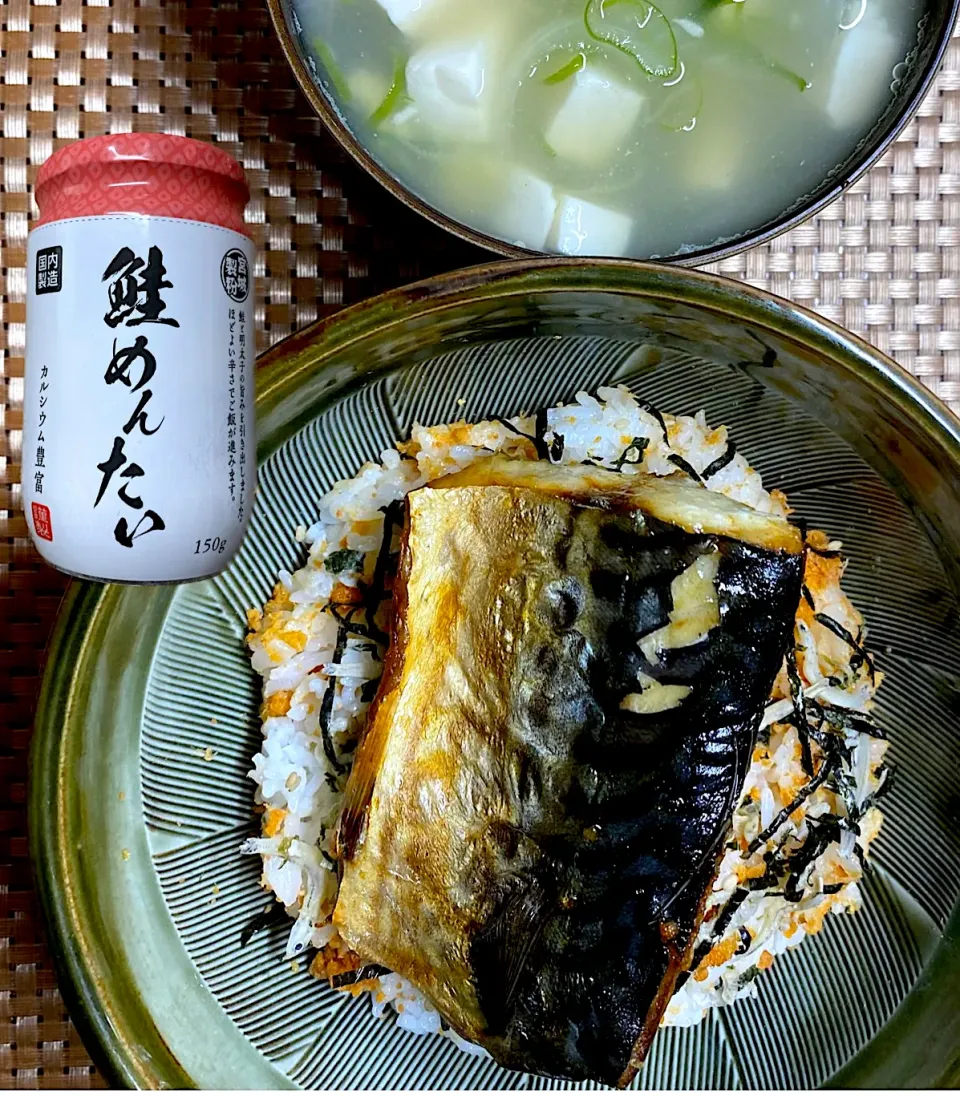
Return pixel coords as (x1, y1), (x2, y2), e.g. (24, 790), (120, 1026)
(767, 57), (810, 93)
(735, 37), (810, 93)
(584, 0), (678, 79)
(370, 58), (410, 127)
(704, 4), (809, 94)
(543, 51), (587, 85)
(311, 38), (352, 103)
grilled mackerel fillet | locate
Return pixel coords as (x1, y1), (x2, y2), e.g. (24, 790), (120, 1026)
(334, 457), (803, 1086)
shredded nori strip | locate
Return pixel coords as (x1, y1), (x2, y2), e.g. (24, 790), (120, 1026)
(804, 699), (826, 735)
(367, 500), (404, 611)
(684, 941), (711, 980)
(316, 619), (352, 774)
(828, 764), (860, 819)
(317, 500), (403, 773)
(685, 887), (750, 977)
(317, 499), (406, 784)
(328, 603), (388, 645)
(745, 869), (780, 893)
(814, 612), (876, 682)
(493, 416), (527, 438)
(685, 785), (864, 978)
(741, 847), (788, 893)
(493, 416), (544, 455)
(813, 701), (887, 740)
(666, 452), (704, 483)
(534, 406), (551, 461)
(712, 887), (750, 937)
(837, 815), (862, 837)
(822, 883), (844, 895)
(850, 762), (895, 822)
(783, 818), (842, 902)
(636, 398), (669, 438)
(701, 441), (737, 480)
(736, 926), (752, 955)
(613, 436), (649, 472)
(802, 584), (816, 610)
(786, 646), (813, 775)
(549, 432), (565, 463)
(746, 748), (837, 855)
(240, 903), (290, 947)
(330, 963), (391, 989)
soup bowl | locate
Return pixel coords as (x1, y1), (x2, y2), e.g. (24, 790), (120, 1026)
(267, 0), (960, 263)
(30, 258), (960, 1087)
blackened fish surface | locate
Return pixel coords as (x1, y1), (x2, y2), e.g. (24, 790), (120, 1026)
(334, 459), (803, 1088)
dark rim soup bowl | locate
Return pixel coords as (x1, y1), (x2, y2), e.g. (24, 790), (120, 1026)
(267, 0), (960, 264)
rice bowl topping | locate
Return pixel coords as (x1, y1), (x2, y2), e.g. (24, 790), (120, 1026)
(243, 385), (889, 1044)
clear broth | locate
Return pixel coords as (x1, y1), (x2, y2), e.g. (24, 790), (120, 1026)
(296, 0), (926, 258)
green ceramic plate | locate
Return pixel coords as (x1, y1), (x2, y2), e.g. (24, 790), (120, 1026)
(30, 260), (960, 1089)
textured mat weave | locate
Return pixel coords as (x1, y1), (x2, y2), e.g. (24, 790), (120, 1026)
(0, 0), (958, 1085)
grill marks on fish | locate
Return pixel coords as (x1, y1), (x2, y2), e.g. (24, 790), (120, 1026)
(333, 459), (803, 1087)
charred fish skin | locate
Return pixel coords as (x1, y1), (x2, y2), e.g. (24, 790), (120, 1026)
(333, 472), (803, 1089)
(477, 522), (803, 1086)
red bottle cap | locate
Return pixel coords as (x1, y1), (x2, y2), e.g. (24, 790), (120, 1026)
(34, 134), (252, 237)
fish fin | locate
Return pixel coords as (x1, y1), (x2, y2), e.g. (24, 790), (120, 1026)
(471, 874), (548, 1035)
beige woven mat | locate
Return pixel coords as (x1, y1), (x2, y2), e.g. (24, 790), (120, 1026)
(0, 0), (957, 1084)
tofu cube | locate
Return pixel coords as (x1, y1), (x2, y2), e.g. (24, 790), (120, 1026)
(546, 68), (644, 166)
(405, 41), (493, 141)
(686, 111), (740, 192)
(494, 170), (559, 250)
(825, 19), (898, 130)
(550, 195), (633, 257)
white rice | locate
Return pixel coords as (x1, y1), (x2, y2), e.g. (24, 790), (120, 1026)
(243, 384), (888, 1043)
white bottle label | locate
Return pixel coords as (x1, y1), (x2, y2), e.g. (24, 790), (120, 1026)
(23, 215), (257, 583)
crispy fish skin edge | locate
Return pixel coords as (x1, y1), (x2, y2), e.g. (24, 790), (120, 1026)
(617, 846), (726, 1088)
(431, 456), (803, 555)
(334, 511), (412, 862)
(334, 461), (804, 1080)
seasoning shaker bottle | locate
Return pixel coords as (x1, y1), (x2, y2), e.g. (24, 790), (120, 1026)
(22, 134), (257, 583)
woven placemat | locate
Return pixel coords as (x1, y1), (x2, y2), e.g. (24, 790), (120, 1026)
(0, 0), (957, 1084)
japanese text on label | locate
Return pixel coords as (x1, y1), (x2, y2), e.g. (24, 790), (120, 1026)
(227, 306), (248, 523)
(93, 246), (175, 546)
